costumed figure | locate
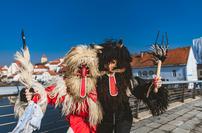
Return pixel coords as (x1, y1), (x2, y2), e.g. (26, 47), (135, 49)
(10, 46), (48, 133)
(96, 40), (168, 133)
(11, 39), (103, 132)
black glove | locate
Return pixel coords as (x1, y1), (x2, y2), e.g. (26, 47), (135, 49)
(20, 88), (35, 103)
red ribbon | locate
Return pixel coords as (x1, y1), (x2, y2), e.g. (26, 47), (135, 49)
(108, 74), (118, 96)
(79, 65), (89, 98)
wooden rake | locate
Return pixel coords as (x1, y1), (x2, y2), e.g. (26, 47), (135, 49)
(146, 32), (168, 97)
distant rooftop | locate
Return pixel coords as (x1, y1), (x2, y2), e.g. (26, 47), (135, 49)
(131, 46), (191, 68)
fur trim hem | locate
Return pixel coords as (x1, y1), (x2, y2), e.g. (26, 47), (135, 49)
(13, 95), (28, 117)
(88, 98), (103, 126)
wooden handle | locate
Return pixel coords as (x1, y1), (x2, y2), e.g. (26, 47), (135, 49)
(154, 60), (162, 93)
(156, 60), (162, 77)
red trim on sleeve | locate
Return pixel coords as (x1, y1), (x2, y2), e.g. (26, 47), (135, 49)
(32, 93), (40, 103)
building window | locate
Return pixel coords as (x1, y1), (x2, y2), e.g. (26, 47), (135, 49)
(200, 70), (202, 76)
(149, 70), (154, 76)
(138, 71), (142, 76)
(142, 71), (148, 76)
(172, 70), (176, 77)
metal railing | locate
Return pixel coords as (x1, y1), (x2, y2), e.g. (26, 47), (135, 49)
(130, 80), (202, 118)
(0, 85), (68, 133)
(0, 80), (202, 132)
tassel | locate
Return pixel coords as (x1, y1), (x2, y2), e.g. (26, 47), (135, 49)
(132, 77), (168, 116)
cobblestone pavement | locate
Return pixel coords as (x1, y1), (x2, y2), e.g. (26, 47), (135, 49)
(130, 98), (202, 133)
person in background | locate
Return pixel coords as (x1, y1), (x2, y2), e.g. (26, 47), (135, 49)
(96, 40), (168, 133)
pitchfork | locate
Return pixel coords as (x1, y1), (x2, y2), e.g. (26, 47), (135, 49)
(146, 32), (168, 97)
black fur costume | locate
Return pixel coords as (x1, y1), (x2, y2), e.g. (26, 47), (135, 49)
(96, 40), (168, 133)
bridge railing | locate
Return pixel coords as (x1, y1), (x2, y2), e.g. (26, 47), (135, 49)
(0, 80), (202, 132)
(130, 80), (202, 118)
(0, 85), (67, 133)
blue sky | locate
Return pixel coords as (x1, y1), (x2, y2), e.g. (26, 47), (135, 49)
(0, 0), (202, 65)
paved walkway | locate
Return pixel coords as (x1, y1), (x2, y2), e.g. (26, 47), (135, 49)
(130, 97), (202, 133)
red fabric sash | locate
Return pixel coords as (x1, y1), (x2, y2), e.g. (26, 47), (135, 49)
(108, 74), (118, 96)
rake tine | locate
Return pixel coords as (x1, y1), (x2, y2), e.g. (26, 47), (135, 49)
(166, 32), (169, 49)
(161, 34), (164, 48)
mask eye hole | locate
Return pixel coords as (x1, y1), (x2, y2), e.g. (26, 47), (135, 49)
(111, 60), (117, 65)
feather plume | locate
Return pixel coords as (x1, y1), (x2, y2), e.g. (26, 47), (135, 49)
(13, 47), (48, 117)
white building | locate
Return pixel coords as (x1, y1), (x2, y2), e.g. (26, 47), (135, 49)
(131, 46), (197, 82)
(33, 70), (57, 83)
(0, 66), (9, 83)
(7, 61), (20, 77)
(45, 58), (63, 72)
(33, 64), (49, 73)
(0, 65), (8, 76)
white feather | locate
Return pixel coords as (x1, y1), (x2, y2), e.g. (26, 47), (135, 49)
(13, 47), (48, 117)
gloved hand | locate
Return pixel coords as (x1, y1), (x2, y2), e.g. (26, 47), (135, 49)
(20, 88), (35, 103)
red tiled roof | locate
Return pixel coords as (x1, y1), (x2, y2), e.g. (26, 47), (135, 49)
(48, 70), (57, 76)
(0, 67), (2, 72)
(0, 66), (8, 71)
(33, 71), (44, 75)
(131, 47), (191, 68)
(49, 59), (61, 65)
(33, 71), (58, 76)
(1, 68), (7, 71)
(34, 64), (49, 69)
